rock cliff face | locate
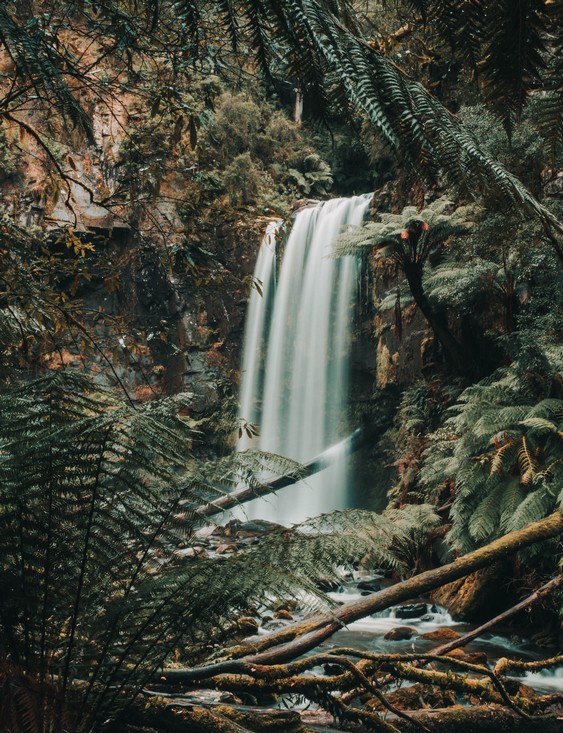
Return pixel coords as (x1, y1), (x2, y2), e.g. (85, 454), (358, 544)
(1, 84), (263, 448)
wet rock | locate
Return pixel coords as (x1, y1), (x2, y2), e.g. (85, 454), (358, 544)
(237, 617), (259, 635)
(273, 609), (293, 620)
(323, 662), (344, 675)
(420, 627), (461, 641)
(272, 599), (298, 612)
(445, 648), (488, 664)
(431, 561), (515, 622)
(357, 579), (382, 593)
(315, 578), (343, 593)
(237, 537), (260, 547)
(366, 682), (456, 711)
(384, 626), (417, 641)
(394, 603), (427, 619)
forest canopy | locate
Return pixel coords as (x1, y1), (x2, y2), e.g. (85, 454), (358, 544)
(0, 1), (561, 733)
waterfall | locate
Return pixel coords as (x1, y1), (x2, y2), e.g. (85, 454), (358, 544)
(238, 194), (372, 525)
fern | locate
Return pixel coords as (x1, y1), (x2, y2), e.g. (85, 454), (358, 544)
(421, 349), (563, 552)
(0, 370), (440, 731)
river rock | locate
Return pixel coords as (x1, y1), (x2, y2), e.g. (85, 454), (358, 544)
(315, 578), (343, 592)
(215, 543), (237, 554)
(394, 603), (427, 619)
(272, 599), (298, 612)
(445, 648), (488, 664)
(366, 682), (456, 711)
(237, 617), (259, 634)
(420, 627), (461, 641)
(357, 579), (382, 593)
(273, 609), (293, 620)
(384, 626), (417, 641)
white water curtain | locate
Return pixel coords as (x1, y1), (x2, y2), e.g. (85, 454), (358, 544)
(238, 195), (372, 525)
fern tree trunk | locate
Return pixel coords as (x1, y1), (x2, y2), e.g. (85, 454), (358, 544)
(403, 260), (475, 377)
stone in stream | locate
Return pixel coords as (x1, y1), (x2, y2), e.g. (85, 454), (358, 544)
(394, 603), (427, 619)
(384, 626), (417, 641)
(315, 578), (343, 593)
(366, 682), (456, 711)
(357, 579), (382, 593)
(237, 617), (259, 635)
(420, 627), (461, 641)
(445, 648), (488, 664)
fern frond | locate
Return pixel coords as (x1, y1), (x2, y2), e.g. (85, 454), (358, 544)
(518, 435), (538, 484)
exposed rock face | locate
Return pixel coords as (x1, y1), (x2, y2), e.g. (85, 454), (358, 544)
(1, 72), (264, 447)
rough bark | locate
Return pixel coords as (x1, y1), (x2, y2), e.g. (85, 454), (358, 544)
(160, 511), (563, 681)
(403, 260), (472, 376)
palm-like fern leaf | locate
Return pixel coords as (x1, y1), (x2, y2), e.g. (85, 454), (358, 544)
(422, 351), (563, 552)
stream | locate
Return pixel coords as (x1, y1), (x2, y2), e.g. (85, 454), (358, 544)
(317, 580), (563, 694)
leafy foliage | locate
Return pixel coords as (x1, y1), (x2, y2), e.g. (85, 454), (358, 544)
(0, 369), (439, 731)
(404, 1), (555, 134)
(332, 196), (473, 264)
(0, 0), (561, 237)
(419, 348), (563, 552)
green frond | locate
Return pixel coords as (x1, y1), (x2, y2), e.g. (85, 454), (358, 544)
(468, 480), (506, 544)
(518, 435), (538, 484)
(507, 485), (558, 533)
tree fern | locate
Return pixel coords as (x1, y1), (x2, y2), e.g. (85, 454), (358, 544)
(421, 348), (563, 552)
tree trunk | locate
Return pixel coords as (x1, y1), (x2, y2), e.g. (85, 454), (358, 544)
(403, 260), (473, 377)
(431, 574), (562, 657)
(161, 511), (563, 681)
(193, 428), (364, 519)
(391, 705), (563, 733)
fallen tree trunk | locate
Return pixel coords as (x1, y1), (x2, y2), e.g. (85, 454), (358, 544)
(193, 428), (366, 519)
(160, 511), (563, 681)
(387, 705), (563, 733)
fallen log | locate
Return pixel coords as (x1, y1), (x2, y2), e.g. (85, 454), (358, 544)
(160, 511), (563, 681)
(385, 705), (563, 733)
(193, 428), (366, 519)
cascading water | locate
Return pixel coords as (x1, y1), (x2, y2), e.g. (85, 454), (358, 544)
(238, 194), (372, 525)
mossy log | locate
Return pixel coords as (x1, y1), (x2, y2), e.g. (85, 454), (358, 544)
(393, 705), (563, 733)
(116, 702), (314, 733)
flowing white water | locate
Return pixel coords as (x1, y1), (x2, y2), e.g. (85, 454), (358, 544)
(238, 194), (372, 525)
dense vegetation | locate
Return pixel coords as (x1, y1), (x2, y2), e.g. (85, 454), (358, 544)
(0, 1), (561, 732)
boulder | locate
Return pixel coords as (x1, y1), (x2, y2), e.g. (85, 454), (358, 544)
(237, 617), (259, 635)
(357, 579), (382, 593)
(394, 603), (427, 619)
(384, 626), (417, 641)
(366, 682), (456, 711)
(420, 627), (461, 641)
(215, 543), (237, 554)
(315, 578), (343, 593)
(431, 561), (516, 622)
(445, 648), (488, 665)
